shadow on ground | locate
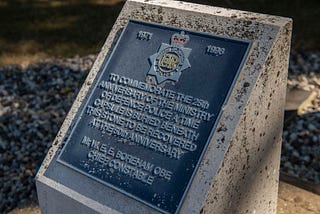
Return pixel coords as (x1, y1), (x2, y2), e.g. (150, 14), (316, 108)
(0, 0), (320, 65)
(0, 0), (124, 65)
(187, 0), (320, 51)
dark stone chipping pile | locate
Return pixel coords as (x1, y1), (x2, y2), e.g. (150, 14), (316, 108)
(0, 55), (95, 213)
(282, 112), (320, 183)
(281, 50), (320, 184)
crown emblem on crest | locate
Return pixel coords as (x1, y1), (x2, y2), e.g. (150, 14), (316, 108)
(147, 31), (192, 84)
(171, 31), (189, 46)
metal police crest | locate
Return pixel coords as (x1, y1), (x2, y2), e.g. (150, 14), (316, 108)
(148, 31), (191, 84)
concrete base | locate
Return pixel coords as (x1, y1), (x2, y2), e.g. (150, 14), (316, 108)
(12, 182), (320, 214)
(36, 0), (292, 213)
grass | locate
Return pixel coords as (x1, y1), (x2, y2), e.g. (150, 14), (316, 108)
(0, 0), (319, 66)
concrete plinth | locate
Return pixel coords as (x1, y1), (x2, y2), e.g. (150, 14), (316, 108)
(36, 0), (292, 213)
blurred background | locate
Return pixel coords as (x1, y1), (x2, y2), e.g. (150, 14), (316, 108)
(0, 0), (319, 213)
(0, 0), (319, 66)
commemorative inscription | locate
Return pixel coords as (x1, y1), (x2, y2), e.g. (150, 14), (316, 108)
(58, 20), (251, 214)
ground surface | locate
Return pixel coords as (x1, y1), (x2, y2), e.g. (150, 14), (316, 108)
(0, 0), (124, 66)
(8, 182), (320, 214)
(277, 182), (320, 214)
(0, 0), (319, 65)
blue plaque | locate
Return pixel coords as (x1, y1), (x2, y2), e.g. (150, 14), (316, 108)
(57, 20), (251, 214)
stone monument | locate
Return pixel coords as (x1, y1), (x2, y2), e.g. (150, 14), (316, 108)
(36, 0), (292, 213)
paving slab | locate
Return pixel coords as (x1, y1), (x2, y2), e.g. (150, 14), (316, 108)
(277, 182), (320, 214)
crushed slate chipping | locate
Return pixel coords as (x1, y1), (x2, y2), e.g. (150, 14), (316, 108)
(0, 51), (319, 213)
(0, 55), (95, 213)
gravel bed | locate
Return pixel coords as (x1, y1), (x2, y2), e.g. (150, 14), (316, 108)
(0, 51), (319, 213)
(0, 56), (95, 213)
(281, 50), (320, 184)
